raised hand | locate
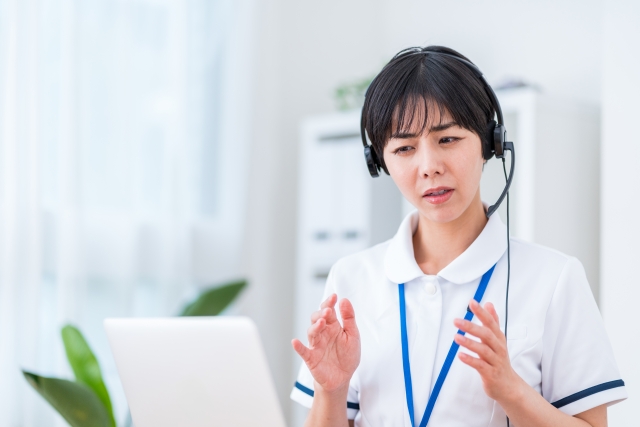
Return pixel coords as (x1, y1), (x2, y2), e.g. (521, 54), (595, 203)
(453, 300), (524, 402)
(292, 294), (361, 393)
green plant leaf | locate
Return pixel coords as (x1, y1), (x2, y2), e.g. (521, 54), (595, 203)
(334, 75), (374, 111)
(22, 371), (111, 427)
(61, 325), (116, 427)
(180, 280), (247, 316)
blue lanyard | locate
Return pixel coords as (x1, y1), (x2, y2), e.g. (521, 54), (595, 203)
(399, 263), (496, 427)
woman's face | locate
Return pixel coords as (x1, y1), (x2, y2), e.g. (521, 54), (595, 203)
(383, 105), (485, 224)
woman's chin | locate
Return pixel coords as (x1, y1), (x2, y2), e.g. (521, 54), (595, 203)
(418, 203), (462, 224)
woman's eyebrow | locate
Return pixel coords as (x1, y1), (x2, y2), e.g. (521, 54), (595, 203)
(391, 121), (460, 139)
(430, 121), (459, 132)
(391, 131), (420, 139)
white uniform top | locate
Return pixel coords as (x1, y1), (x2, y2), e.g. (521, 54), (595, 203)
(291, 205), (627, 426)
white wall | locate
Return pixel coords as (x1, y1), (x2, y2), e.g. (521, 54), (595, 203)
(377, 0), (603, 105)
(600, 0), (640, 425)
(239, 1), (383, 421)
(241, 1), (608, 425)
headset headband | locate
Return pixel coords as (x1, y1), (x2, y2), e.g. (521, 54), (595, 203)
(410, 49), (504, 125)
(361, 49), (503, 150)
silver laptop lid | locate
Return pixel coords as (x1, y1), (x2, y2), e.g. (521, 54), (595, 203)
(105, 317), (286, 427)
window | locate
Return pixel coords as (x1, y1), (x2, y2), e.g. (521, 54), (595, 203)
(0, 0), (254, 424)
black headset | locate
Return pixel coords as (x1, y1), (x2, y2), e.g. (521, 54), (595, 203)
(360, 48), (515, 219)
(361, 49), (516, 426)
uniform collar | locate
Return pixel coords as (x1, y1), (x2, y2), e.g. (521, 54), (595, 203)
(384, 202), (507, 285)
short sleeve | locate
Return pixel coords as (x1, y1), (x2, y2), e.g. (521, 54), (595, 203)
(289, 262), (360, 419)
(541, 257), (627, 415)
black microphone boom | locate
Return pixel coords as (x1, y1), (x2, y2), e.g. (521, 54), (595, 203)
(486, 141), (515, 218)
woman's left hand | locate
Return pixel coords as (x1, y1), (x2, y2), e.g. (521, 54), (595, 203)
(453, 300), (525, 404)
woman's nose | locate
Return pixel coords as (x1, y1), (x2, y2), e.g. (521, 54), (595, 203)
(416, 139), (445, 177)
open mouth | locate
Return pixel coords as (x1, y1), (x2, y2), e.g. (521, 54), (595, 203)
(423, 188), (454, 204)
(425, 189), (451, 196)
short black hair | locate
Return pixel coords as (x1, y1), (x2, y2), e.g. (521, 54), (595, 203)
(361, 45), (496, 174)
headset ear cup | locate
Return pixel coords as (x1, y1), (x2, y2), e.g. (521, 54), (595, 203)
(364, 146), (380, 177)
(493, 123), (506, 159)
(484, 120), (497, 160)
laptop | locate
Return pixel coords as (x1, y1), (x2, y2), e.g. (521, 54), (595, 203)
(104, 317), (287, 427)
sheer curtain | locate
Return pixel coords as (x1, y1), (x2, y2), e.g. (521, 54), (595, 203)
(0, 0), (254, 425)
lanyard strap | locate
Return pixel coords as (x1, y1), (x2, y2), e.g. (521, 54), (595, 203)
(399, 263), (496, 427)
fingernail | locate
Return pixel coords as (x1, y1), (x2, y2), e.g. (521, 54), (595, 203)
(454, 318), (463, 327)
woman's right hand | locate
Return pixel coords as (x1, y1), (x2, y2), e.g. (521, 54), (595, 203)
(291, 294), (361, 393)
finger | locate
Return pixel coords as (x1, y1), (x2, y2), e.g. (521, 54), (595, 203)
(458, 351), (491, 373)
(338, 298), (359, 338)
(291, 339), (311, 362)
(454, 318), (502, 354)
(454, 333), (498, 365)
(310, 307), (336, 324)
(323, 304), (339, 325)
(307, 318), (327, 348)
(310, 309), (323, 323)
(485, 302), (500, 325)
(318, 294), (339, 325)
(469, 300), (502, 338)
(320, 293), (338, 310)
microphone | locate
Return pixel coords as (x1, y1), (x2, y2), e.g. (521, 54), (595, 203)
(486, 141), (515, 218)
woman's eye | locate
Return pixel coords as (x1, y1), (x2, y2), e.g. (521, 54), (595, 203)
(440, 137), (460, 144)
(394, 146), (414, 154)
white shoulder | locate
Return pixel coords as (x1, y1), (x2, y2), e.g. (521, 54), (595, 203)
(510, 237), (575, 264)
(509, 237), (591, 297)
(509, 236), (586, 276)
(332, 239), (390, 273)
(328, 239), (391, 292)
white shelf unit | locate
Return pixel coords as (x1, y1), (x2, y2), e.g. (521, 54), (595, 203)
(484, 87), (600, 295)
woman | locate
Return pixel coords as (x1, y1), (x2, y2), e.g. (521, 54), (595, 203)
(290, 46), (626, 427)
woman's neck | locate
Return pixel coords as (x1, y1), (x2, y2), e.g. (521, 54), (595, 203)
(412, 192), (488, 275)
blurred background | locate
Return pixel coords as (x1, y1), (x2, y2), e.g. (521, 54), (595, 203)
(0, 0), (638, 426)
